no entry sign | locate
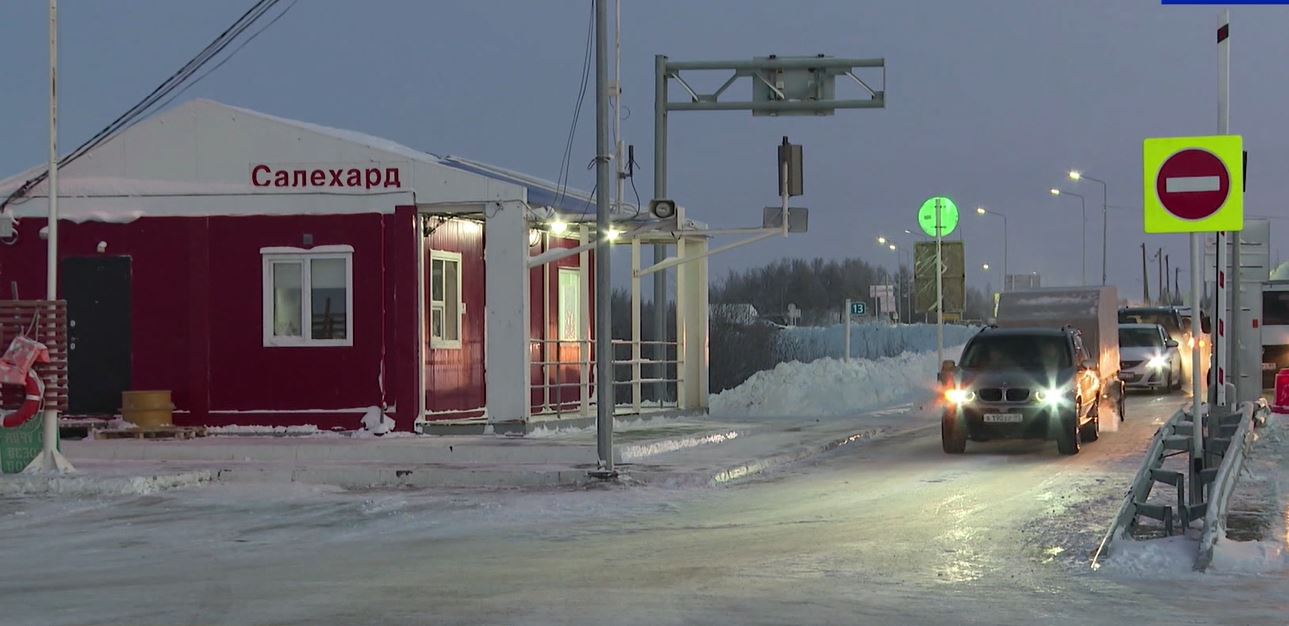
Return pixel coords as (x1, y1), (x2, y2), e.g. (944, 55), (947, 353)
(1143, 135), (1243, 233)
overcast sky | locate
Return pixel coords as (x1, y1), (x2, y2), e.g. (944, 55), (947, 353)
(1, 0), (1287, 298)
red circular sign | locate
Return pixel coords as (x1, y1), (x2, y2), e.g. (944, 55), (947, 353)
(1155, 149), (1230, 220)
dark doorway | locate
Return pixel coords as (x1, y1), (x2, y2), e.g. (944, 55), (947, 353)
(62, 256), (131, 415)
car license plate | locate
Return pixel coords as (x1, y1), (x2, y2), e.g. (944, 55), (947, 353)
(1262, 362), (1277, 371)
(983, 413), (1024, 423)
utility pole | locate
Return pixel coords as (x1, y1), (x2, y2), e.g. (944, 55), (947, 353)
(592, 0), (615, 477)
(1141, 243), (1150, 304)
(651, 55), (668, 407)
(1160, 251), (1170, 306)
(25, 0), (74, 473)
(1219, 10), (1243, 406)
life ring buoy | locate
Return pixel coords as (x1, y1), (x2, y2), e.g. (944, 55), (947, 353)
(1, 371), (43, 428)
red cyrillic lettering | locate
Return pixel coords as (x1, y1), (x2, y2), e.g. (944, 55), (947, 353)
(365, 168), (381, 189)
(328, 169), (344, 186)
(346, 169), (362, 186)
(291, 170), (308, 187)
(273, 169), (290, 187)
(251, 164), (271, 187)
(383, 168), (402, 188)
(310, 169), (326, 186)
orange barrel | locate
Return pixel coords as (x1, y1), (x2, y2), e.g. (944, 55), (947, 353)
(1274, 371), (1289, 415)
(121, 390), (173, 428)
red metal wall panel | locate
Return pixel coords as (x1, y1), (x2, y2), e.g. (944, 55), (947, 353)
(423, 218), (486, 419)
(0, 213), (409, 431)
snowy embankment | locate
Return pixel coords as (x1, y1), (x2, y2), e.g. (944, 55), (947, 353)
(776, 322), (979, 362)
(710, 344), (965, 418)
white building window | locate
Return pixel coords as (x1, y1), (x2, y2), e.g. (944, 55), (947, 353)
(430, 250), (463, 349)
(261, 246), (353, 347)
(558, 268), (582, 342)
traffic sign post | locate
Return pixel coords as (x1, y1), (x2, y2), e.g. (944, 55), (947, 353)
(843, 299), (868, 362)
(919, 196), (957, 369)
(1143, 133), (1243, 507)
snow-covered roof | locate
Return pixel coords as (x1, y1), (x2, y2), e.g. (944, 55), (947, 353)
(0, 99), (525, 222)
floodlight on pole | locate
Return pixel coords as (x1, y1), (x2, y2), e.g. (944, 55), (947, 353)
(974, 206), (1009, 291)
(1067, 170), (1109, 285)
(1051, 188), (1088, 286)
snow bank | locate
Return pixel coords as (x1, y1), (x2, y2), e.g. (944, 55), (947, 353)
(1097, 536), (1200, 578)
(0, 470), (214, 497)
(1211, 538), (1289, 574)
(776, 323), (978, 363)
(709, 344), (965, 418)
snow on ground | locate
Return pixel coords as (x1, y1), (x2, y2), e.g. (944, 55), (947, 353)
(776, 322), (978, 362)
(709, 344), (965, 417)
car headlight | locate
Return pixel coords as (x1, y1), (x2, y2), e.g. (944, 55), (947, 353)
(1034, 386), (1068, 408)
(945, 388), (975, 405)
(1148, 355), (1168, 369)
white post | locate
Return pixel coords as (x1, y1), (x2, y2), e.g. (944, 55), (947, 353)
(542, 234), (551, 412)
(1217, 9), (1233, 408)
(579, 225), (591, 417)
(843, 298), (852, 362)
(483, 201), (532, 425)
(675, 236), (687, 409)
(1190, 233), (1205, 500)
(631, 237), (641, 413)
(677, 236), (708, 410)
(28, 0), (73, 472)
(935, 199), (944, 368)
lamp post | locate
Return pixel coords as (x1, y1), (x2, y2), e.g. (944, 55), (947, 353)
(1069, 170), (1109, 286)
(876, 237), (900, 321)
(974, 207), (1009, 292)
(1050, 188), (1087, 286)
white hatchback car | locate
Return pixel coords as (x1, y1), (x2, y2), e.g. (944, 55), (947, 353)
(1118, 323), (1182, 394)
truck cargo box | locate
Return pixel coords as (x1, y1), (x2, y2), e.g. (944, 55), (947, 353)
(994, 286), (1120, 381)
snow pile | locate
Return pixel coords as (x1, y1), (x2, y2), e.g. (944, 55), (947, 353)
(776, 323), (978, 363)
(1211, 538), (1289, 574)
(709, 345), (965, 418)
(356, 407), (402, 437)
(0, 470), (214, 497)
(1097, 536), (1200, 578)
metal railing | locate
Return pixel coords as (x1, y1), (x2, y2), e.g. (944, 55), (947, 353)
(528, 337), (681, 418)
(1092, 399), (1268, 571)
(1196, 400), (1266, 571)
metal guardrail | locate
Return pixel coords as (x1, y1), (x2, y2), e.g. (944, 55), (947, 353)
(1092, 399), (1269, 572)
(1091, 408), (1187, 569)
(1195, 399), (1267, 571)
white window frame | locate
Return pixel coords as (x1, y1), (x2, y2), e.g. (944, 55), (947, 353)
(429, 249), (464, 349)
(261, 245), (354, 348)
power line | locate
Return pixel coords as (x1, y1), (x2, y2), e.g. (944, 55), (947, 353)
(1, 0), (295, 211)
(553, 2), (595, 212)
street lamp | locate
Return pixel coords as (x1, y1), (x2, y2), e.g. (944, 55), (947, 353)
(876, 237), (901, 322)
(1069, 170), (1109, 286)
(982, 263), (990, 270)
(1050, 188), (1087, 286)
(974, 206), (1009, 292)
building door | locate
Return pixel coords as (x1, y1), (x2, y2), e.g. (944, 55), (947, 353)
(62, 256), (132, 415)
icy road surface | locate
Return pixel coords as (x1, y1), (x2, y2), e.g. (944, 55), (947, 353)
(2, 395), (1286, 625)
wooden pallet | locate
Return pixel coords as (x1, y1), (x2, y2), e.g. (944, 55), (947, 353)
(94, 426), (207, 441)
